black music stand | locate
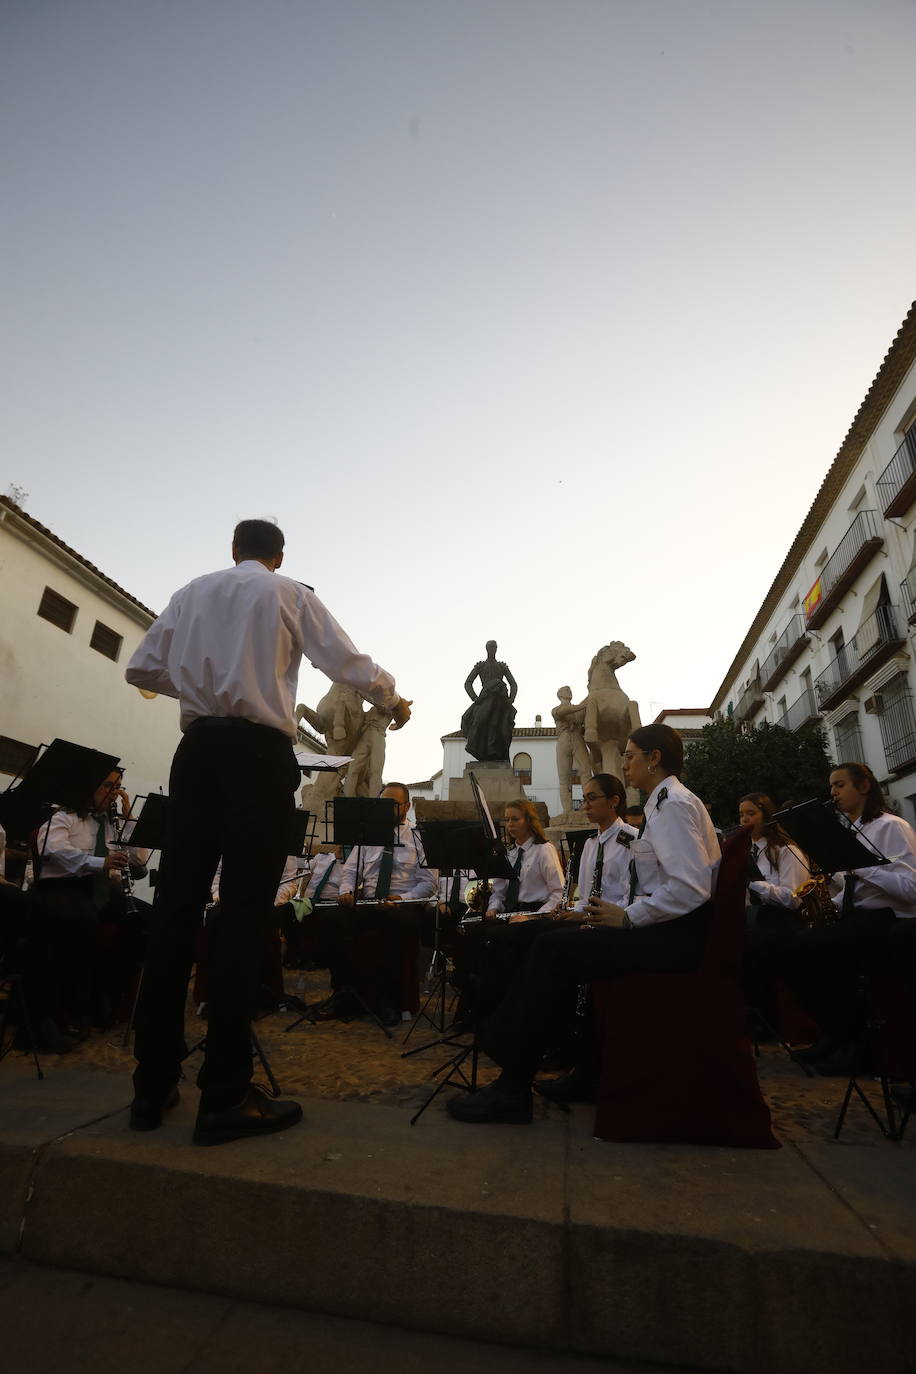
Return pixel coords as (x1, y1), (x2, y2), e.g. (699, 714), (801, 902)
(285, 795), (400, 1037)
(0, 738), (120, 875)
(407, 776), (516, 1125)
(403, 818), (513, 1049)
(112, 793), (168, 1049)
(772, 799), (889, 874)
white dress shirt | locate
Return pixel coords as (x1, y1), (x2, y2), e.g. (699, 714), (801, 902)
(36, 811), (150, 881)
(487, 837), (564, 915)
(125, 559), (399, 738)
(299, 852), (343, 903)
(210, 854), (301, 906)
(830, 812), (916, 919)
(748, 840), (808, 909)
(338, 823), (437, 902)
(574, 820), (638, 910)
(625, 775), (721, 928)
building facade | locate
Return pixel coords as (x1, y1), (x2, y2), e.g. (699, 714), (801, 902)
(711, 304), (916, 819)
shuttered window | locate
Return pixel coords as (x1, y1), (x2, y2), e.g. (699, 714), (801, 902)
(37, 586), (77, 632)
(90, 621), (123, 661)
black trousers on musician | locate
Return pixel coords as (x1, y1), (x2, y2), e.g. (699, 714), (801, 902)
(771, 909), (901, 1042)
(452, 910), (555, 1024)
(314, 901), (422, 1010)
(482, 907), (711, 1084)
(133, 721), (299, 1111)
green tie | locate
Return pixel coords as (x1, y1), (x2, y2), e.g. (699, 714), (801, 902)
(312, 860), (336, 902)
(91, 814), (111, 910)
(627, 814), (648, 905)
(375, 846), (394, 900)
(506, 849), (523, 910)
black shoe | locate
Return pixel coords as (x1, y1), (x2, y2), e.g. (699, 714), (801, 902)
(815, 1041), (868, 1078)
(446, 1081), (533, 1124)
(193, 1086), (303, 1147)
(792, 1035), (839, 1066)
(312, 989), (359, 1022)
(536, 1066), (597, 1105)
(129, 1085), (181, 1132)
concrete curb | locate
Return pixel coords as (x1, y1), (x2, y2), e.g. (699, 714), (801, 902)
(1, 1064), (915, 1373)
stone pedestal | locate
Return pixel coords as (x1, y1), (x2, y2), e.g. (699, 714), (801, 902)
(546, 808), (595, 848)
(448, 761), (527, 822)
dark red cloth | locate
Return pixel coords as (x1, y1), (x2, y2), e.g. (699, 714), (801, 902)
(593, 827), (780, 1149)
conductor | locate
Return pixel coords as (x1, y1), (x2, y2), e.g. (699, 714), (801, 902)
(125, 518), (411, 1145)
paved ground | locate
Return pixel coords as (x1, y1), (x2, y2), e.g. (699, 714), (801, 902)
(0, 1257), (674, 1374)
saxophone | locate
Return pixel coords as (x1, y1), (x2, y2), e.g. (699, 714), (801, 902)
(793, 872), (838, 926)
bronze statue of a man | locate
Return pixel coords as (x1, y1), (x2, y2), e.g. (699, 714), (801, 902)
(460, 640), (517, 762)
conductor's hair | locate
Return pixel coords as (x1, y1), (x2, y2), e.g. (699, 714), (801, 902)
(381, 781), (410, 804)
(233, 519), (284, 560)
(628, 723), (684, 778)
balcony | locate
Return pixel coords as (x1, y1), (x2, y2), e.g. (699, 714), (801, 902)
(735, 674), (765, 723)
(876, 427), (916, 518)
(803, 510), (884, 630)
(760, 613), (808, 691)
(813, 605), (906, 712)
(900, 576), (916, 626)
(777, 687), (820, 733)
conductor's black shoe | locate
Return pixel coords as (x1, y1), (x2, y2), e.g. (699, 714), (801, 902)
(536, 1066), (598, 1105)
(193, 1086), (303, 1147)
(446, 1082), (533, 1124)
(129, 1085), (181, 1131)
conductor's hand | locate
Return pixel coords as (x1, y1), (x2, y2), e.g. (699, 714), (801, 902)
(104, 851), (129, 876)
(389, 697), (412, 730)
(584, 898), (628, 928)
(338, 892), (355, 907)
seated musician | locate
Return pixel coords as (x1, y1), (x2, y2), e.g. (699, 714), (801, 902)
(780, 763), (916, 1077)
(447, 725), (720, 1124)
(450, 800), (565, 1029)
(0, 825), (76, 1053)
(739, 791), (809, 1037)
(317, 782), (436, 1026)
(32, 768), (150, 1039)
(280, 844), (347, 968)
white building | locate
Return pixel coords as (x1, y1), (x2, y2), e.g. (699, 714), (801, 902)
(0, 495), (181, 800)
(407, 715), (584, 816)
(653, 708), (711, 746)
(710, 303), (916, 819)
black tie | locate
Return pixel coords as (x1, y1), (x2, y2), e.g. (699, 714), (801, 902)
(506, 849), (523, 910)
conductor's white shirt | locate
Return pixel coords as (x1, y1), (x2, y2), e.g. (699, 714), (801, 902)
(625, 775), (720, 928)
(338, 823), (437, 902)
(487, 837), (564, 915)
(125, 559), (398, 738)
(574, 820), (639, 910)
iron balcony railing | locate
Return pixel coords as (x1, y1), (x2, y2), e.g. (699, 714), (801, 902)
(814, 605), (904, 711)
(879, 683), (916, 772)
(876, 426), (916, 518)
(777, 687), (820, 733)
(760, 613), (808, 691)
(804, 510), (883, 630)
(900, 576), (916, 625)
(735, 675), (765, 722)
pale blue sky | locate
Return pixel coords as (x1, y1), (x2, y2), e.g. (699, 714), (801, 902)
(3, 0), (915, 782)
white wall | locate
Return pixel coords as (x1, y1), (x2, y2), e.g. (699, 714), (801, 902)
(0, 512), (181, 802)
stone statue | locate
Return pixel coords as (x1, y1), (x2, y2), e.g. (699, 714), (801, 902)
(460, 640), (518, 762)
(343, 705), (391, 797)
(296, 683), (368, 810)
(552, 686), (593, 815)
(583, 641), (642, 780)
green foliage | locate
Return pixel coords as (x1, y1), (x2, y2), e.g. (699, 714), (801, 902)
(682, 719), (832, 827)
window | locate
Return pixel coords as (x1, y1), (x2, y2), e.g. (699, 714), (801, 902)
(0, 735), (39, 779)
(878, 673), (916, 772)
(37, 586), (77, 632)
(512, 751), (532, 785)
(833, 712), (864, 764)
(90, 621), (123, 661)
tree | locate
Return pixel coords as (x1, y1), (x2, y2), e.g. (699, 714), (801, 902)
(682, 719), (832, 827)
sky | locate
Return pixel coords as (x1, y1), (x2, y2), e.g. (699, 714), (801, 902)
(3, 0), (916, 784)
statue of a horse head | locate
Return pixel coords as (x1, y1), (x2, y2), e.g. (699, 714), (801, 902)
(588, 641), (635, 684)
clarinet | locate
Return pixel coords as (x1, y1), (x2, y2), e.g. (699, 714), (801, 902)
(108, 800), (139, 917)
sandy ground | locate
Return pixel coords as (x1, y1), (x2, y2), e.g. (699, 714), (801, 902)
(23, 964), (910, 1149)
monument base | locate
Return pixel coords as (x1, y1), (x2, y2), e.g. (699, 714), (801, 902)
(448, 761), (528, 822)
(546, 808), (596, 848)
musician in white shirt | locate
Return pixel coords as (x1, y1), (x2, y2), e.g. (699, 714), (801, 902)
(316, 784), (436, 1025)
(449, 725), (720, 1124)
(124, 518), (411, 1145)
(486, 801), (564, 919)
(739, 793), (808, 915)
(570, 776), (639, 913)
